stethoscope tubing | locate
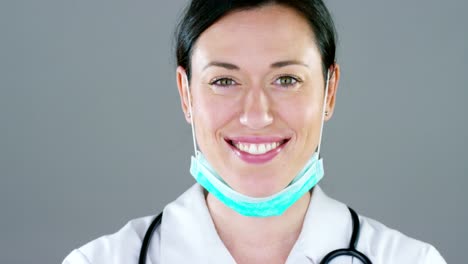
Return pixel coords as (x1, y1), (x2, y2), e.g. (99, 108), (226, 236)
(138, 212), (162, 264)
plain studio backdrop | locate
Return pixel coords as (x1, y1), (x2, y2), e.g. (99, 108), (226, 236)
(1, 0), (466, 263)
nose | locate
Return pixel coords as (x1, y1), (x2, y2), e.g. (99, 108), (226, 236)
(239, 88), (273, 129)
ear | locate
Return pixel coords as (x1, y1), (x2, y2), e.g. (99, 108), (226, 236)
(324, 63), (340, 121)
(176, 66), (192, 123)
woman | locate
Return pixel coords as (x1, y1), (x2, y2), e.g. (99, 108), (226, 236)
(64, 0), (447, 263)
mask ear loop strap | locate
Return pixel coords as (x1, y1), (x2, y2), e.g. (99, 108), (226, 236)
(184, 74), (198, 157)
(316, 70), (331, 158)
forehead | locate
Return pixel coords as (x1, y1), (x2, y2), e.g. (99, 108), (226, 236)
(191, 4), (322, 72)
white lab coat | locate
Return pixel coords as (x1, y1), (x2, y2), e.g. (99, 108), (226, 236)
(63, 184), (446, 264)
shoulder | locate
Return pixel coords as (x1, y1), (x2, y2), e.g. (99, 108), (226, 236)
(62, 214), (160, 264)
(306, 187), (447, 263)
(358, 215), (446, 264)
(62, 185), (203, 264)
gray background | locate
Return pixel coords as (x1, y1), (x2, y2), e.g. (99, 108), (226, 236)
(1, 0), (466, 263)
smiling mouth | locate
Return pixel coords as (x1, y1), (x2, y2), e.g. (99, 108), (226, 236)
(226, 139), (290, 155)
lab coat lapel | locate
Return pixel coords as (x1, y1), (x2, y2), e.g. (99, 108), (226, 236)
(291, 186), (354, 264)
(160, 184), (236, 264)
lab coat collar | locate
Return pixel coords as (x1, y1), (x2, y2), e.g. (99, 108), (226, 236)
(295, 186), (353, 264)
(160, 184), (352, 264)
(160, 184), (236, 263)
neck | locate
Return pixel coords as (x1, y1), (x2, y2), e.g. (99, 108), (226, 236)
(206, 190), (311, 262)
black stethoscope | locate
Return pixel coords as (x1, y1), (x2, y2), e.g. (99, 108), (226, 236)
(138, 206), (372, 264)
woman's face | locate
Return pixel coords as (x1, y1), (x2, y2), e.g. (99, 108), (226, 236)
(177, 4), (339, 197)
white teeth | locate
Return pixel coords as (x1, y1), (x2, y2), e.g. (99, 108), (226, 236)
(258, 144), (266, 153)
(233, 141), (283, 155)
(249, 144), (257, 154)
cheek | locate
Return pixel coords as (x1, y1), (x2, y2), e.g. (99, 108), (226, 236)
(275, 96), (323, 133)
(193, 92), (239, 141)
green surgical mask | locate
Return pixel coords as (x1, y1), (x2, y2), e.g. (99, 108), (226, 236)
(190, 151), (324, 217)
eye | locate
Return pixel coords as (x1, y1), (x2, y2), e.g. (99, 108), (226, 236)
(274, 75), (301, 88)
(210, 77), (237, 87)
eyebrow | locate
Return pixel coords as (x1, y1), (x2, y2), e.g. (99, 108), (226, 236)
(203, 61), (240, 71)
(202, 60), (309, 71)
(271, 60), (309, 68)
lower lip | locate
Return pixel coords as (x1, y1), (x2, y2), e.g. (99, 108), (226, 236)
(227, 142), (287, 164)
